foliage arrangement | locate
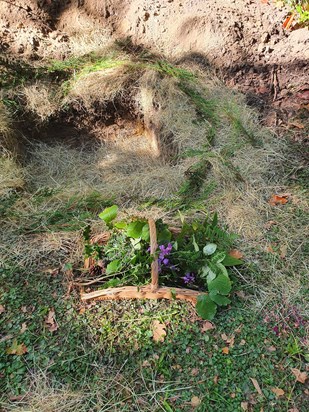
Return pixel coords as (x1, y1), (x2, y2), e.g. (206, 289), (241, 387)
(83, 206), (243, 320)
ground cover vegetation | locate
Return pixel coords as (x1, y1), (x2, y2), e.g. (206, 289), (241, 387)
(0, 29), (308, 411)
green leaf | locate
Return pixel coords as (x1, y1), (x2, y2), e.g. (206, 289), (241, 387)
(203, 243), (217, 256)
(211, 212), (218, 228)
(209, 291), (231, 306)
(216, 262), (229, 277)
(130, 238), (141, 250)
(192, 234), (200, 252)
(126, 221), (145, 239)
(141, 223), (150, 241)
(157, 228), (172, 243)
(114, 221), (127, 229)
(201, 265), (216, 282)
(222, 255), (243, 266)
(196, 294), (217, 320)
(106, 259), (121, 275)
(211, 251), (226, 263)
(208, 274), (232, 295)
(99, 205), (118, 224)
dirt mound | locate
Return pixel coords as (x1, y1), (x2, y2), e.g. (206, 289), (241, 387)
(0, 0), (308, 140)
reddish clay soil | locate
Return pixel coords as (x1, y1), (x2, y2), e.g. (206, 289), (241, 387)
(1, 0), (308, 141)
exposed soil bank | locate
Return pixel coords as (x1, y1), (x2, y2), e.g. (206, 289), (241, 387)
(0, 0), (308, 141)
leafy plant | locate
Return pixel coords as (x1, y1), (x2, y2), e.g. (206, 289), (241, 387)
(84, 206), (243, 320)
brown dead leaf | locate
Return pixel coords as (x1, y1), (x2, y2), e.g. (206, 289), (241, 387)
(283, 13), (295, 30)
(291, 368), (307, 383)
(45, 308), (58, 332)
(288, 408), (299, 412)
(6, 339), (28, 356)
(191, 396), (201, 407)
(230, 393), (236, 398)
(0, 334), (13, 344)
(280, 244), (288, 259)
(213, 375), (219, 384)
(240, 339), (246, 346)
(20, 323), (27, 334)
(0, 305), (5, 314)
(250, 377), (264, 397)
(267, 346), (276, 352)
(269, 194), (289, 206)
(191, 368), (199, 376)
(152, 320), (166, 342)
(271, 387), (285, 397)
(241, 402), (249, 411)
(264, 220), (277, 230)
(201, 321), (215, 332)
(21, 306), (27, 313)
(221, 333), (228, 341)
(265, 244), (275, 254)
(229, 249), (243, 259)
(222, 347), (229, 355)
(288, 121), (305, 129)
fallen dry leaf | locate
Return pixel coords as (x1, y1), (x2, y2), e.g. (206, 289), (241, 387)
(241, 401), (249, 411)
(191, 368), (199, 376)
(21, 306), (27, 313)
(264, 220), (277, 230)
(240, 339), (246, 346)
(0, 334), (13, 344)
(222, 347), (229, 355)
(283, 13), (295, 30)
(288, 121), (305, 129)
(229, 249), (243, 259)
(269, 194), (289, 206)
(250, 377), (264, 397)
(267, 346), (276, 352)
(288, 408), (299, 412)
(45, 308), (58, 332)
(191, 396), (201, 407)
(221, 333), (228, 341)
(230, 393), (236, 398)
(280, 244), (288, 259)
(291, 368), (307, 384)
(213, 375), (219, 384)
(0, 305), (5, 314)
(20, 323), (27, 334)
(152, 320), (166, 343)
(6, 339), (28, 356)
(265, 244), (275, 254)
(201, 321), (215, 332)
(271, 387), (285, 397)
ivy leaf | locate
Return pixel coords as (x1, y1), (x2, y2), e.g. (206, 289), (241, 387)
(222, 255), (243, 266)
(208, 274), (232, 295)
(196, 294), (217, 320)
(106, 259), (121, 275)
(209, 291), (231, 306)
(99, 205), (118, 224)
(203, 243), (217, 256)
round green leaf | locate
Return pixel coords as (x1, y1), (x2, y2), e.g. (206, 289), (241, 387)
(203, 243), (217, 256)
(208, 274), (232, 295)
(98, 205), (118, 224)
(209, 291), (231, 306)
(126, 221), (145, 239)
(196, 294), (217, 320)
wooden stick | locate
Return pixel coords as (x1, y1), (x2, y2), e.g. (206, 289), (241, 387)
(81, 285), (200, 305)
(149, 218), (159, 291)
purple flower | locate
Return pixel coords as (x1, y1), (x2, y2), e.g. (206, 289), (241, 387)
(273, 326), (279, 336)
(182, 273), (195, 284)
(163, 258), (169, 265)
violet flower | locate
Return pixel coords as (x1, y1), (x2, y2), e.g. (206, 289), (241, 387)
(182, 273), (195, 284)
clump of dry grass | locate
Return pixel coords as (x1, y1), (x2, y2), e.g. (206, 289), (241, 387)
(22, 83), (61, 122)
(0, 155), (25, 196)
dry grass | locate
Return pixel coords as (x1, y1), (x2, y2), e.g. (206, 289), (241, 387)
(0, 155), (25, 196)
(22, 83), (61, 122)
